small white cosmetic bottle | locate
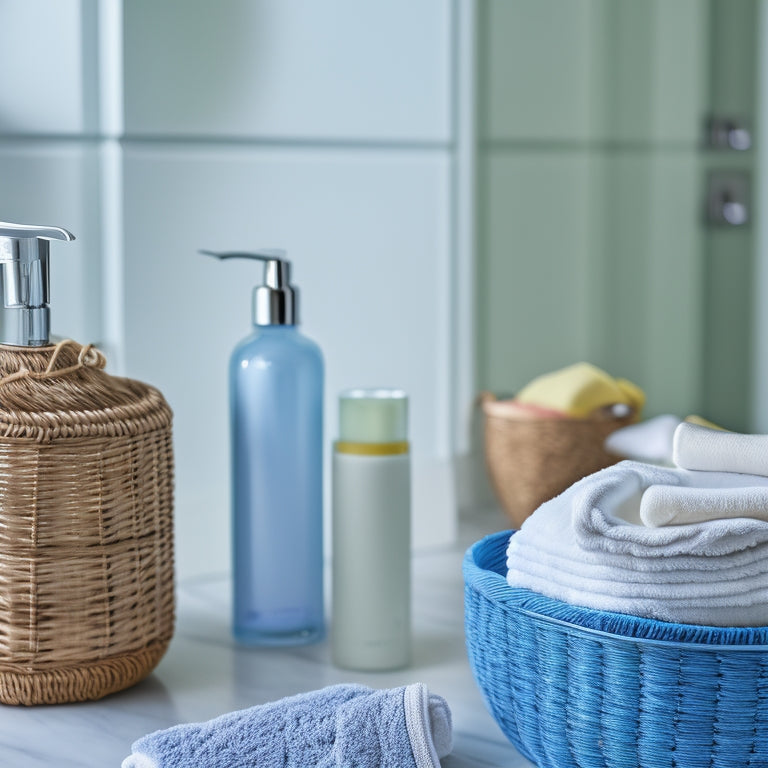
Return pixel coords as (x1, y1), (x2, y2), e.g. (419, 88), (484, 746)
(331, 388), (411, 671)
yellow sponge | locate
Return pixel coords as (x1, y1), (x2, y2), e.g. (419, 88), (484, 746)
(515, 362), (644, 419)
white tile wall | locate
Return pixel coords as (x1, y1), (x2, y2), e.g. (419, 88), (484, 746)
(122, 0), (452, 142)
(120, 144), (455, 577)
(0, 0), (464, 579)
(0, 0), (96, 134)
(0, 141), (101, 342)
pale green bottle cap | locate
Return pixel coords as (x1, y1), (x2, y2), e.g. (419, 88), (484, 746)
(338, 388), (408, 443)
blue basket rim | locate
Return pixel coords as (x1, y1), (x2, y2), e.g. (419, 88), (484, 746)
(464, 529), (768, 650)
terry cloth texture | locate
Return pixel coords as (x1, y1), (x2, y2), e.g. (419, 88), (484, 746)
(640, 484), (768, 527)
(506, 461), (768, 626)
(674, 421), (768, 477)
(122, 683), (452, 768)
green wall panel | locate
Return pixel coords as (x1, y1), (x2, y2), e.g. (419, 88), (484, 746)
(481, 0), (706, 144)
(475, 0), (755, 427)
(592, 155), (654, 387)
(642, 153), (704, 417)
(699, 0), (757, 430)
(700, 156), (755, 432)
(593, 153), (704, 417)
(478, 149), (704, 415)
(702, 226), (753, 430)
(709, 0), (757, 117)
(482, 0), (598, 142)
(648, 0), (708, 143)
(479, 151), (595, 393)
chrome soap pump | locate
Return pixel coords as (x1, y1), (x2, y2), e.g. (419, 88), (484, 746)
(0, 221), (175, 706)
(203, 249), (324, 646)
(0, 221), (74, 346)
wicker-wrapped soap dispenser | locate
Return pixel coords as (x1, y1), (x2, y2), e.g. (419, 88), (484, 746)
(0, 222), (174, 705)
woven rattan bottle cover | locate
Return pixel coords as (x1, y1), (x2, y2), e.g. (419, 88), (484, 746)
(0, 223), (174, 705)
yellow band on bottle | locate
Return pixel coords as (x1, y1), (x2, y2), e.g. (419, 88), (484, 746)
(335, 440), (410, 456)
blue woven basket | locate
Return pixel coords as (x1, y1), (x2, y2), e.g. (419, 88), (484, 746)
(464, 531), (768, 768)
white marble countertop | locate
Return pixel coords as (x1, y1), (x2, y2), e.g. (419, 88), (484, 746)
(0, 513), (533, 768)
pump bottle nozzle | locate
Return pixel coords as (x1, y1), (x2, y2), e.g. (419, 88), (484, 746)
(201, 249), (298, 326)
(0, 221), (75, 346)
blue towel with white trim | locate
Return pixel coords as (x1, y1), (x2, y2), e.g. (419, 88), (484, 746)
(122, 683), (452, 768)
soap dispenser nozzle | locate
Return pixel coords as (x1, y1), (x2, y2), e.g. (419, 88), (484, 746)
(0, 221), (75, 347)
(201, 249), (298, 326)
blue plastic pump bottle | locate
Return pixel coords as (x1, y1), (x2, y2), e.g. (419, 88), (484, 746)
(203, 249), (324, 645)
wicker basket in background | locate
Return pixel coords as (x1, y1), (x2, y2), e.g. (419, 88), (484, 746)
(481, 392), (634, 528)
(0, 341), (174, 705)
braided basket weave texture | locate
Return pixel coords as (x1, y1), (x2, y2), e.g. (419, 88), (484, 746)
(481, 393), (634, 528)
(0, 341), (174, 705)
(464, 531), (768, 768)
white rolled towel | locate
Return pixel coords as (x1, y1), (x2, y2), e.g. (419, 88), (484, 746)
(640, 485), (768, 527)
(506, 461), (768, 626)
(673, 422), (768, 477)
(604, 414), (682, 465)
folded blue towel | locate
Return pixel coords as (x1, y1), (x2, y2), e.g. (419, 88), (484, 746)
(122, 683), (452, 768)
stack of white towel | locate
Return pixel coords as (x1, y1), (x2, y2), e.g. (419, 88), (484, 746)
(506, 423), (768, 626)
